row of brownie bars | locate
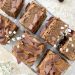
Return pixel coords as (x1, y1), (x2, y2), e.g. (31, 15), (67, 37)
(12, 14), (75, 75)
(0, 0), (46, 33)
(12, 8), (73, 75)
(39, 17), (75, 61)
(0, 1), (47, 44)
(12, 16), (75, 75)
(12, 30), (70, 75)
(0, 0), (75, 75)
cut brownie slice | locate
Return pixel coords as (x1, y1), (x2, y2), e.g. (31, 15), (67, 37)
(19, 2), (46, 33)
(0, 14), (18, 44)
(12, 31), (45, 66)
(59, 30), (75, 60)
(38, 51), (69, 75)
(1, 0), (23, 18)
(40, 17), (68, 46)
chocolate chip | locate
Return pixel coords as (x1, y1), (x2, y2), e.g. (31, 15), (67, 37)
(58, 0), (64, 2)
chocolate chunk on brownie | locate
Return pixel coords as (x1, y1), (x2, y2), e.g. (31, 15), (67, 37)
(0, 14), (18, 44)
(12, 31), (45, 66)
(59, 30), (75, 60)
(1, 0), (23, 18)
(38, 51), (69, 75)
(40, 17), (68, 46)
(19, 2), (46, 33)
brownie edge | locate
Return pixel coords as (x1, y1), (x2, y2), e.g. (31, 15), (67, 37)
(38, 51), (69, 75)
(40, 17), (68, 46)
(19, 2), (46, 33)
(1, 0), (24, 18)
(59, 30), (75, 60)
(12, 31), (45, 66)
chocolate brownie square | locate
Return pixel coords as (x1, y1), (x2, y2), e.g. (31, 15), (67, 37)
(40, 17), (68, 46)
(1, 0), (23, 18)
(0, 14), (18, 44)
(38, 51), (69, 75)
(59, 30), (75, 60)
(19, 2), (46, 33)
(12, 31), (45, 66)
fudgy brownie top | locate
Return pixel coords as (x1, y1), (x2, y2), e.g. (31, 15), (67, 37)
(0, 14), (17, 44)
(40, 17), (68, 46)
(20, 2), (46, 33)
(59, 30), (75, 60)
(38, 51), (69, 75)
(12, 31), (45, 66)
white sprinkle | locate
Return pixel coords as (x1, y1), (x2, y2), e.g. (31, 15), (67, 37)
(68, 29), (71, 33)
(57, 38), (59, 41)
(66, 48), (69, 52)
(71, 44), (74, 47)
(57, 36), (60, 38)
(33, 38), (38, 42)
(7, 41), (10, 44)
(17, 45), (20, 48)
(52, 37), (56, 41)
(65, 24), (68, 27)
(13, 31), (16, 34)
(69, 37), (72, 41)
(22, 34), (25, 38)
(61, 27), (64, 29)
(9, 31), (12, 34)
(57, 36), (60, 41)
(12, 38), (16, 41)
(28, 24), (33, 30)
(60, 48), (63, 52)
(16, 37), (21, 40)
(5, 35), (9, 38)
(54, 44), (57, 47)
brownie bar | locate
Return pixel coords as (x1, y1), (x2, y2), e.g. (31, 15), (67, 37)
(0, 14), (18, 44)
(12, 31), (45, 66)
(40, 17), (68, 46)
(59, 30), (75, 60)
(38, 51), (69, 75)
(1, 0), (23, 18)
(19, 2), (46, 33)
